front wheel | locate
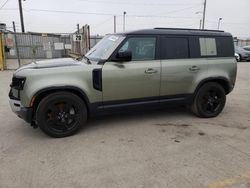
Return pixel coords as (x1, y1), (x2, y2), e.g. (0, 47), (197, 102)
(191, 82), (226, 118)
(36, 92), (87, 137)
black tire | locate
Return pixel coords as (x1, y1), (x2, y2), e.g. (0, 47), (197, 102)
(36, 92), (87, 138)
(191, 82), (226, 118)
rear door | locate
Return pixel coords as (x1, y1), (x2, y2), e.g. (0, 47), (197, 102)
(159, 36), (208, 97)
(102, 36), (161, 104)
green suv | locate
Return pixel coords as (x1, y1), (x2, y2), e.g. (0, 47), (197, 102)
(9, 28), (237, 137)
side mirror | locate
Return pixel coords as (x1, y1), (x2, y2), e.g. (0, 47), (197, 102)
(115, 51), (132, 62)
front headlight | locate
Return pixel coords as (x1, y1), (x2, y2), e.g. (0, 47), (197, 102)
(10, 77), (26, 90)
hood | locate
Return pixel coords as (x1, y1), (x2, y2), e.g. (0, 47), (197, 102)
(15, 58), (84, 73)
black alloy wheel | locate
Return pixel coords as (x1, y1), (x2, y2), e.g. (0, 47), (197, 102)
(36, 92), (87, 137)
(191, 82), (226, 118)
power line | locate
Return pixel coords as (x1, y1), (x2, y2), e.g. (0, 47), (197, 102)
(0, 7), (17, 10)
(92, 16), (113, 28)
(25, 8), (201, 19)
(28, 8), (116, 16)
(78, 0), (201, 6)
(6, 7), (249, 26)
(0, 0), (10, 10)
(139, 5), (201, 17)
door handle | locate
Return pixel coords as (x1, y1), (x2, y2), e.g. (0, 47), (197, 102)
(189, 66), (200, 72)
(145, 68), (158, 74)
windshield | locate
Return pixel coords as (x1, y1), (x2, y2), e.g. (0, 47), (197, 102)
(235, 46), (244, 52)
(86, 35), (125, 60)
(243, 46), (250, 51)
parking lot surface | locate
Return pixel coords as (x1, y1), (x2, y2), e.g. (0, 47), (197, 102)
(0, 62), (250, 188)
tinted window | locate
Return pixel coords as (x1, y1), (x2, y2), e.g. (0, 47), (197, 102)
(119, 37), (156, 60)
(216, 37), (234, 57)
(161, 37), (189, 59)
(189, 36), (201, 58)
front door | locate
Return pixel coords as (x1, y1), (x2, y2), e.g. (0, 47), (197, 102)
(102, 36), (161, 105)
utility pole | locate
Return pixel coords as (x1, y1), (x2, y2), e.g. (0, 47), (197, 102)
(114, 15), (116, 33)
(217, 17), (222, 30)
(123, 11), (126, 32)
(202, 0), (207, 30)
(12, 21), (21, 67)
(18, 0), (25, 33)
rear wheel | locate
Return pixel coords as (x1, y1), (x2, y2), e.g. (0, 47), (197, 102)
(36, 92), (87, 137)
(191, 82), (226, 118)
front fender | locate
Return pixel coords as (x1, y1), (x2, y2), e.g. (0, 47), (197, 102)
(17, 65), (103, 107)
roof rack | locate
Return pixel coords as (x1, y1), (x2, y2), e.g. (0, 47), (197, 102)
(154, 27), (224, 32)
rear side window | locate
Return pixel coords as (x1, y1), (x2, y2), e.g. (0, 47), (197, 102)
(160, 35), (234, 59)
(216, 37), (234, 57)
(191, 36), (234, 58)
(161, 37), (189, 59)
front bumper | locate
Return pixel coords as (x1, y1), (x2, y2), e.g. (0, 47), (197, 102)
(241, 55), (250, 61)
(9, 99), (33, 123)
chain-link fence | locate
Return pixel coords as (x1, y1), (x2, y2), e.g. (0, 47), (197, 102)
(3, 31), (103, 60)
(4, 32), (70, 59)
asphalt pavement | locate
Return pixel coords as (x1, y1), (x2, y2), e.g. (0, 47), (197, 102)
(0, 62), (250, 188)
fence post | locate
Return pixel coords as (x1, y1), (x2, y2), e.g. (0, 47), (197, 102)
(12, 21), (21, 68)
(0, 32), (5, 71)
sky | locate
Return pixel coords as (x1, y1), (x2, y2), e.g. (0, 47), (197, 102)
(0, 0), (250, 38)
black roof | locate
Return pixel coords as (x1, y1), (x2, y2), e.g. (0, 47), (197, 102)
(117, 28), (232, 37)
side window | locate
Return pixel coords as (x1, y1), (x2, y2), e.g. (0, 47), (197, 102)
(199, 38), (217, 56)
(216, 37), (234, 57)
(118, 37), (156, 60)
(161, 37), (189, 59)
(189, 36), (201, 58)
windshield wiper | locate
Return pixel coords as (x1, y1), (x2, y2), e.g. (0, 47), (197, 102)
(76, 55), (91, 64)
(82, 55), (92, 64)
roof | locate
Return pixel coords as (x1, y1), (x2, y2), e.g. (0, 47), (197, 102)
(117, 28), (232, 37)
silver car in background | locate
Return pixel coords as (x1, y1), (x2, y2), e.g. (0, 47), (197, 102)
(235, 46), (250, 61)
(243, 46), (250, 52)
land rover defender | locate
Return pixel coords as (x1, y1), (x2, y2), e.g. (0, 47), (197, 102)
(9, 28), (237, 137)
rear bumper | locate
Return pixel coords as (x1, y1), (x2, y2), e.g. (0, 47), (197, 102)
(9, 99), (33, 123)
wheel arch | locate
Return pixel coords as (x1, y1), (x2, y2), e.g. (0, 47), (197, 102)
(194, 77), (231, 96)
(31, 86), (91, 118)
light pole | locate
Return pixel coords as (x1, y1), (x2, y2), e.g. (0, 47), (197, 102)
(18, 0), (25, 33)
(114, 15), (116, 33)
(123, 11), (126, 32)
(199, 19), (202, 29)
(217, 17), (222, 30)
(195, 11), (203, 29)
(202, 0), (207, 30)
